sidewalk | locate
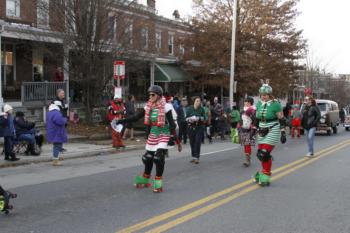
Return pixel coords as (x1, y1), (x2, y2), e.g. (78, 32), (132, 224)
(0, 137), (146, 169)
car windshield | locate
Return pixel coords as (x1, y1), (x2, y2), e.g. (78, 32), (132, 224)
(317, 103), (327, 111)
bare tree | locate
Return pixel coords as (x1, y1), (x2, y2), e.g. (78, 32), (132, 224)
(37, 0), (151, 122)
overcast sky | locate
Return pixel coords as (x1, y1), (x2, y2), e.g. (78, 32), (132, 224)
(154, 0), (350, 74)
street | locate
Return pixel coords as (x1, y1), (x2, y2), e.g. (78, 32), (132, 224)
(1, 129), (350, 233)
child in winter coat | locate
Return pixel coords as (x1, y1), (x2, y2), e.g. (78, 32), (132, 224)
(0, 104), (19, 161)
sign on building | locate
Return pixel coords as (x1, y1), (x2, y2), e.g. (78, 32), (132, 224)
(113, 61), (125, 80)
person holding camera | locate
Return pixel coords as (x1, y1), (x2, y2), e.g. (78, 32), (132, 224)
(254, 81), (287, 186)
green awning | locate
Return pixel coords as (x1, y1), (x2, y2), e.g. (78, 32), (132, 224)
(154, 63), (192, 82)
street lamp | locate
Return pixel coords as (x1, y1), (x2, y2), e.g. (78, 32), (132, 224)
(229, 0), (238, 109)
(0, 21), (4, 109)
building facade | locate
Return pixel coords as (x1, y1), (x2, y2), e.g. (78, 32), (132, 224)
(0, 0), (191, 106)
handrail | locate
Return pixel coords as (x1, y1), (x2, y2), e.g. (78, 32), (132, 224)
(21, 81), (68, 105)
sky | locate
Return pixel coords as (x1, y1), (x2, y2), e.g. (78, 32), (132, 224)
(153, 0), (350, 74)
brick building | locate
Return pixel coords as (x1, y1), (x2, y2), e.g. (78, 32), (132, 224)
(0, 0), (192, 107)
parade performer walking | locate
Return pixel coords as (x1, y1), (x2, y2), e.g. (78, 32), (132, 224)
(237, 97), (256, 167)
(108, 95), (126, 149)
(117, 85), (181, 193)
(186, 97), (206, 164)
(254, 81), (287, 186)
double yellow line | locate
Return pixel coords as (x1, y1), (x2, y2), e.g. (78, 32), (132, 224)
(117, 139), (350, 233)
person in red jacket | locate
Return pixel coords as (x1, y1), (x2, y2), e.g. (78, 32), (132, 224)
(108, 95), (126, 149)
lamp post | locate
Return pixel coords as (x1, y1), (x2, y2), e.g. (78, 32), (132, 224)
(229, 0), (238, 109)
(0, 22), (4, 109)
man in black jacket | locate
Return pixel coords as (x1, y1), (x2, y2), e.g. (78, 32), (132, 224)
(14, 111), (40, 156)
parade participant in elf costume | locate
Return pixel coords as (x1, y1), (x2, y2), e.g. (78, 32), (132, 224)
(237, 96), (256, 167)
(0, 185), (17, 214)
(254, 81), (287, 186)
(107, 95), (126, 149)
(117, 85), (182, 193)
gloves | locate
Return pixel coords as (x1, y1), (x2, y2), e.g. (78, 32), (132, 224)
(280, 131), (287, 144)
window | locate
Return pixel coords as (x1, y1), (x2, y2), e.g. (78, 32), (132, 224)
(155, 31), (162, 50)
(125, 23), (133, 45)
(179, 44), (185, 56)
(108, 16), (117, 41)
(141, 28), (148, 49)
(37, 0), (49, 27)
(168, 34), (174, 55)
(6, 0), (20, 18)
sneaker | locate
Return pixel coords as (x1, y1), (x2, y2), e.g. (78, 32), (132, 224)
(52, 159), (62, 166)
(306, 152), (314, 158)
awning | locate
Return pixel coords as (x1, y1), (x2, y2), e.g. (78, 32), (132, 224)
(154, 63), (192, 82)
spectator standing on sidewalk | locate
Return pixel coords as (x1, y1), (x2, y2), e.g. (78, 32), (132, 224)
(177, 97), (188, 144)
(301, 96), (321, 157)
(230, 105), (240, 129)
(0, 104), (19, 161)
(186, 97), (206, 164)
(46, 101), (67, 166)
(123, 95), (136, 140)
(108, 95), (126, 149)
(202, 99), (212, 143)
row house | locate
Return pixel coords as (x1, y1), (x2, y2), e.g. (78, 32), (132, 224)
(0, 0), (192, 107)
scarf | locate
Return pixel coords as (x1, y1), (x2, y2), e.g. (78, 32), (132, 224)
(144, 97), (166, 127)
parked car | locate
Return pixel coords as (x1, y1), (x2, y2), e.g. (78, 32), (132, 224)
(316, 99), (340, 135)
(343, 108), (350, 131)
(301, 99), (340, 135)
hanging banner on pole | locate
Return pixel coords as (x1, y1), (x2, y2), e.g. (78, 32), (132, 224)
(114, 87), (122, 99)
(113, 61), (125, 80)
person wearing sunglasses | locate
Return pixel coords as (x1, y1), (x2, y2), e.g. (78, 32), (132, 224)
(117, 85), (181, 193)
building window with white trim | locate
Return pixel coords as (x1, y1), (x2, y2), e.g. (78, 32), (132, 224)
(179, 44), (185, 56)
(141, 28), (148, 49)
(155, 31), (162, 50)
(168, 34), (174, 55)
(6, 0), (21, 18)
(125, 23), (133, 45)
(108, 16), (117, 41)
(37, 0), (49, 28)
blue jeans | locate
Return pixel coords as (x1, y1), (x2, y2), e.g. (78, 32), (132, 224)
(53, 143), (63, 159)
(306, 127), (316, 154)
(17, 133), (35, 144)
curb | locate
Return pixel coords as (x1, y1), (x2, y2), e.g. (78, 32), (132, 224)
(0, 144), (145, 169)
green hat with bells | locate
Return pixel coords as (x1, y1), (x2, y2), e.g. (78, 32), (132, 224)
(259, 80), (272, 94)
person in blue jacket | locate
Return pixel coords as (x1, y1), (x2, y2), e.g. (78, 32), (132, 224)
(46, 101), (67, 166)
(0, 104), (19, 161)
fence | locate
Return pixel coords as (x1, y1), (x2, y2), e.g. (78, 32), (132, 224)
(21, 81), (68, 105)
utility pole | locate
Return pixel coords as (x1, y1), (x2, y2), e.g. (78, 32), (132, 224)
(0, 21), (4, 109)
(229, 0), (238, 109)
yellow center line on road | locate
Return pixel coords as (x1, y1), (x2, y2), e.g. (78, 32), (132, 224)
(146, 141), (350, 233)
(116, 140), (350, 233)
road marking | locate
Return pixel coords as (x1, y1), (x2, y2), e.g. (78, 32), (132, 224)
(201, 147), (239, 155)
(145, 141), (350, 233)
(116, 139), (350, 233)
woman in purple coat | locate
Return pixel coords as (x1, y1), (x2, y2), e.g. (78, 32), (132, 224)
(46, 101), (67, 166)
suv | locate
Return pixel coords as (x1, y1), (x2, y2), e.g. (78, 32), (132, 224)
(316, 99), (340, 135)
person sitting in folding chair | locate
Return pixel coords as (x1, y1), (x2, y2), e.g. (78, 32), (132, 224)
(13, 111), (40, 156)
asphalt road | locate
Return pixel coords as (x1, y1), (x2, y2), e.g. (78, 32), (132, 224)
(1, 128), (350, 233)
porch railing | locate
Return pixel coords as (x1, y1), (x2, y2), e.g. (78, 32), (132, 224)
(21, 82), (68, 105)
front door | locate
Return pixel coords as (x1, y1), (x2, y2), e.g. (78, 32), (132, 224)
(1, 43), (18, 100)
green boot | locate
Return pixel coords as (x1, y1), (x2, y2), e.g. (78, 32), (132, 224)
(0, 196), (5, 212)
(253, 172), (261, 183)
(258, 173), (271, 186)
(153, 178), (163, 193)
(134, 175), (151, 188)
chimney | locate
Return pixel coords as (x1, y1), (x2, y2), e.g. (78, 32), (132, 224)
(147, 0), (156, 9)
(173, 10), (180, 19)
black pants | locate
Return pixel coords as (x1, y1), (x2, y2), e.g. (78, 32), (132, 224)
(188, 127), (204, 159)
(142, 149), (166, 177)
(4, 137), (14, 157)
(178, 122), (188, 143)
